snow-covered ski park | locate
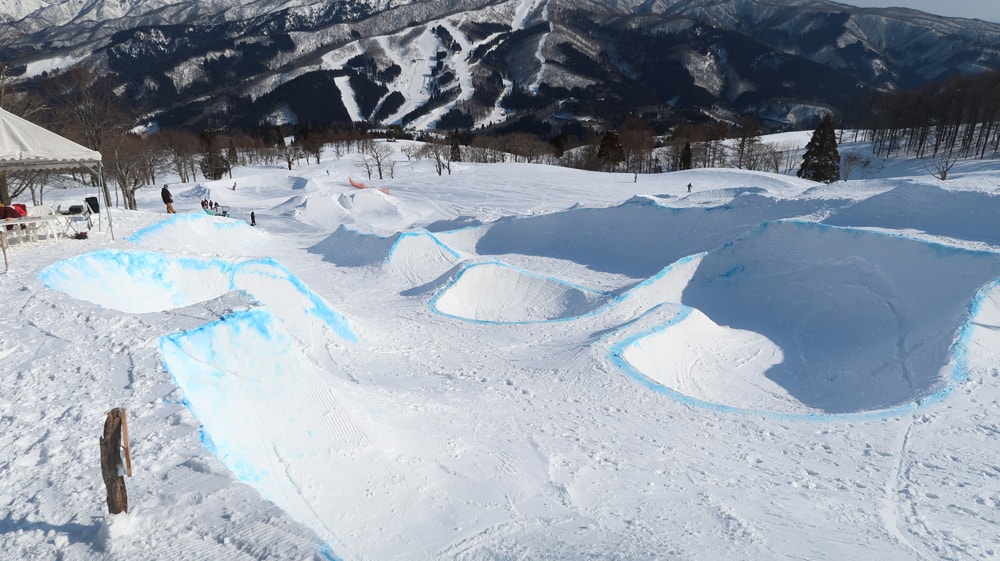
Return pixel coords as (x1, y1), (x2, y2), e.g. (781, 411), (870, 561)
(2, 133), (1000, 561)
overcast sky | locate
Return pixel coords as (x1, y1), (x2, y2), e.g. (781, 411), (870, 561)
(844, 0), (1000, 22)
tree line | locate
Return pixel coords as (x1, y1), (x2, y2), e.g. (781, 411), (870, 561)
(857, 68), (1000, 162)
(4, 63), (999, 208)
(0, 68), (375, 207)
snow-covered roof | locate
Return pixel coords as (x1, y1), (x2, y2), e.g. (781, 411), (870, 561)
(0, 107), (101, 171)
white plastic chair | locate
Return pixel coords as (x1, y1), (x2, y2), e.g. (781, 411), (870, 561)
(26, 205), (60, 242)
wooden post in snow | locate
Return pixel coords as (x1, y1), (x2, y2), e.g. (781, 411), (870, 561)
(99, 408), (130, 514)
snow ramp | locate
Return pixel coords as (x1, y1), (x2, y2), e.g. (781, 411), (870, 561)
(617, 220), (1000, 416)
(159, 308), (369, 552)
(824, 183), (1000, 246)
(127, 213), (275, 256)
(309, 225), (460, 279)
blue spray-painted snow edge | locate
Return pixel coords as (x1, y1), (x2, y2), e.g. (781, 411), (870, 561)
(126, 212), (248, 243)
(38, 249), (245, 308)
(41, 248), (357, 344)
(158, 308), (346, 561)
(234, 256), (358, 343)
(427, 252), (703, 325)
(609, 307), (919, 423)
(384, 229), (462, 263)
(331, 224), (462, 267)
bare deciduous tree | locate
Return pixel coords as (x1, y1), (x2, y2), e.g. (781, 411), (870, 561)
(42, 67), (131, 208)
(400, 144), (421, 161)
(300, 132), (324, 165)
(418, 141), (453, 176)
(278, 140), (303, 171)
(779, 142), (801, 175)
(356, 154), (373, 179)
(364, 142), (394, 180)
(154, 128), (201, 183)
(842, 150), (872, 180)
(927, 148), (959, 180)
(108, 133), (156, 209)
(619, 119), (656, 173)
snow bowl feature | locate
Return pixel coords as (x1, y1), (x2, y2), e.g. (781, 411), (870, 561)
(39, 250), (239, 313)
(39, 250), (357, 342)
(430, 261), (608, 323)
(615, 220), (1000, 418)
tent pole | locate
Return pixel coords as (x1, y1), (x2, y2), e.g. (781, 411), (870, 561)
(99, 163), (115, 240)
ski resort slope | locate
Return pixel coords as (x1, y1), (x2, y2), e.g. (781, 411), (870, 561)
(2, 139), (1000, 561)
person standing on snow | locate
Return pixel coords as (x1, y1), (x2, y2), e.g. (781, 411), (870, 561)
(161, 185), (176, 214)
(250, 211), (256, 226)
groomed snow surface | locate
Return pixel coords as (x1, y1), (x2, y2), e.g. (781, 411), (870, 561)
(3, 139), (1000, 561)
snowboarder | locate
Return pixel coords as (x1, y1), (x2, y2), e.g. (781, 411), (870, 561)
(250, 211), (256, 227)
(687, 183), (692, 193)
(161, 185), (176, 214)
(232, 182), (237, 190)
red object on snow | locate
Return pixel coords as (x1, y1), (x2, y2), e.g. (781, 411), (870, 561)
(2, 204), (27, 218)
(2, 204), (28, 231)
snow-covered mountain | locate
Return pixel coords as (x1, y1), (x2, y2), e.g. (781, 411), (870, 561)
(3, 0), (1000, 132)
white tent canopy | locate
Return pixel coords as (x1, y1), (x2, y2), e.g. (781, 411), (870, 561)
(0, 107), (102, 171)
(0, 107), (113, 273)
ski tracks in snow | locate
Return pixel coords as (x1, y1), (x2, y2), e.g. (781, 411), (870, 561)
(881, 420), (933, 561)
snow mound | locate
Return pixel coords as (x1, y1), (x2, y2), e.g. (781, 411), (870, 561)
(628, 220), (1000, 415)
(293, 191), (352, 227)
(619, 307), (794, 413)
(682, 186), (768, 202)
(383, 231), (462, 278)
(272, 193), (311, 216)
(602, 253), (705, 321)
(309, 225), (397, 266)
(430, 261), (608, 323)
(309, 225), (460, 279)
(126, 213), (274, 256)
(334, 188), (410, 230)
(177, 183), (212, 200)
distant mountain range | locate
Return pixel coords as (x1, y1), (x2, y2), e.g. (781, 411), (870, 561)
(3, 0), (1000, 134)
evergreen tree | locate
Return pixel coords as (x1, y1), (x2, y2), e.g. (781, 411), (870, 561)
(797, 114), (840, 183)
(199, 129), (231, 180)
(597, 130), (625, 170)
(226, 139), (239, 170)
(680, 141), (693, 170)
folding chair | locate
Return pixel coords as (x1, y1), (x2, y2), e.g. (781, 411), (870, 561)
(60, 203), (93, 238)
